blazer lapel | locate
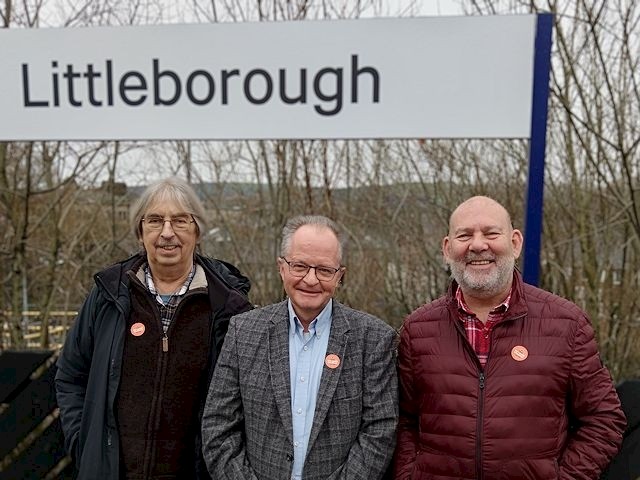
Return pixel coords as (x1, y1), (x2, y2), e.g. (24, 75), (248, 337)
(306, 302), (350, 452)
(268, 301), (294, 443)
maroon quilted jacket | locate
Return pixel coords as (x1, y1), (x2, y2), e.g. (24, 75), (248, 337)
(394, 271), (625, 480)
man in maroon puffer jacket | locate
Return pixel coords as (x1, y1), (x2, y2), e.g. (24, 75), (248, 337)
(393, 196), (626, 480)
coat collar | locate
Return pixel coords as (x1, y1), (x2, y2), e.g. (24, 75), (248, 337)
(307, 302), (349, 451)
(446, 269), (528, 320)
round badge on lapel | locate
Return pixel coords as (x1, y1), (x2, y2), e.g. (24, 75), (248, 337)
(130, 322), (146, 337)
(325, 354), (341, 369)
(511, 345), (528, 361)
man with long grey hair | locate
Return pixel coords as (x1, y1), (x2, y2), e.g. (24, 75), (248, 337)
(56, 177), (252, 479)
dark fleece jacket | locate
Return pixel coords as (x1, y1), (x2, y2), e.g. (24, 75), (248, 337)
(55, 253), (252, 480)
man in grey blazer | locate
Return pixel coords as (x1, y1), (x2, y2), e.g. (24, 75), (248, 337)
(202, 214), (398, 480)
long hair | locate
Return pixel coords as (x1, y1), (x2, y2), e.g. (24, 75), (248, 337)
(130, 177), (207, 242)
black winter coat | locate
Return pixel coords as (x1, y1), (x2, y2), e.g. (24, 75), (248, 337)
(55, 253), (252, 480)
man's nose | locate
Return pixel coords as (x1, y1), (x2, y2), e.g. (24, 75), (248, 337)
(469, 233), (489, 251)
(302, 267), (320, 283)
(160, 220), (176, 235)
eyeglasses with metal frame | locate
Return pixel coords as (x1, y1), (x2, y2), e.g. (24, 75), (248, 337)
(142, 215), (195, 232)
(280, 257), (343, 282)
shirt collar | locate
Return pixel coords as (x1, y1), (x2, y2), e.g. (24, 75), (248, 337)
(287, 298), (333, 337)
(143, 262), (196, 297)
(455, 284), (512, 316)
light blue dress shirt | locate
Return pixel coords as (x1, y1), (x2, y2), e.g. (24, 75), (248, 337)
(288, 299), (332, 480)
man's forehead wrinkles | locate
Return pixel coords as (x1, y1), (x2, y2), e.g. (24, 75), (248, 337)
(453, 224), (504, 233)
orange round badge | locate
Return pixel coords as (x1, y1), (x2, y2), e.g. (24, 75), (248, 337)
(130, 322), (146, 337)
(511, 345), (528, 362)
(325, 354), (341, 369)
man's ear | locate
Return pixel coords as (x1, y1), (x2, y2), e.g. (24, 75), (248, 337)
(442, 236), (451, 262)
(277, 257), (286, 277)
(512, 229), (524, 259)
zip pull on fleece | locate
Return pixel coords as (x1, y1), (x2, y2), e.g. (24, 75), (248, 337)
(162, 335), (168, 352)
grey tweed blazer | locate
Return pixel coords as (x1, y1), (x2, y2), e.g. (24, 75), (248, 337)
(201, 299), (398, 480)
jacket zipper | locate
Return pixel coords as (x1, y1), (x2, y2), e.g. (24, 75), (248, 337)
(144, 288), (205, 476)
(476, 371), (485, 480)
(159, 289), (202, 353)
(471, 313), (525, 479)
(452, 317), (486, 479)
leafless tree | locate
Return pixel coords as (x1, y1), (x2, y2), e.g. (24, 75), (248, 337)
(2, 0), (638, 381)
(467, 0), (640, 380)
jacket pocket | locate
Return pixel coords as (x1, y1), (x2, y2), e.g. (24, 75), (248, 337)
(498, 456), (560, 480)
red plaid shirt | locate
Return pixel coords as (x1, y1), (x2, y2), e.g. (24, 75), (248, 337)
(455, 286), (511, 368)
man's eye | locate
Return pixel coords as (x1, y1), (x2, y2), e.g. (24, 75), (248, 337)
(291, 263), (309, 271)
(148, 217), (163, 224)
(173, 217), (189, 225)
(317, 268), (334, 276)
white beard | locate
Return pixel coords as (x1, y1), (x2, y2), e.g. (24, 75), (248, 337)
(449, 255), (515, 299)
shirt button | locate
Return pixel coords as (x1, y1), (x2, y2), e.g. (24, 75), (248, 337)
(300, 376), (305, 382)
(297, 408), (302, 414)
(303, 346), (308, 351)
(294, 441), (299, 447)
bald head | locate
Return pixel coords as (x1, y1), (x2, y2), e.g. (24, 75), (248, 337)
(448, 196), (513, 236)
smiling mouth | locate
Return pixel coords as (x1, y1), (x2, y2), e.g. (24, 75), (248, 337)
(158, 245), (179, 250)
(467, 260), (493, 265)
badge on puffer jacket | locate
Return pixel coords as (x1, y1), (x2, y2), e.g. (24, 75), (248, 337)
(511, 345), (528, 361)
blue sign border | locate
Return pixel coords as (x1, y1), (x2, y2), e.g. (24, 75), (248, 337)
(523, 13), (553, 286)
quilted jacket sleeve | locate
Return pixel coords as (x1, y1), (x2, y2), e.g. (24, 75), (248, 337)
(558, 314), (626, 480)
(393, 319), (420, 480)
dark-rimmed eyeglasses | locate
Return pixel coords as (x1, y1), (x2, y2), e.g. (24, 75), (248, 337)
(280, 257), (343, 282)
(142, 215), (195, 232)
